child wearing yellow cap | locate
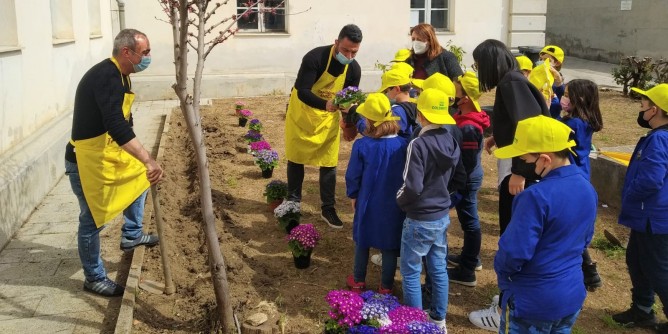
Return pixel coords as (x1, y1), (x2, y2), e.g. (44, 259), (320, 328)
(492, 115), (597, 334)
(539, 45), (567, 118)
(446, 71), (491, 287)
(344, 93), (408, 296)
(396, 88), (460, 331)
(515, 55), (533, 77)
(611, 84), (668, 332)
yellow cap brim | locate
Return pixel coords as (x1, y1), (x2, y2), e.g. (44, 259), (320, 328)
(493, 145), (528, 159)
(421, 110), (456, 125)
(472, 99), (481, 112)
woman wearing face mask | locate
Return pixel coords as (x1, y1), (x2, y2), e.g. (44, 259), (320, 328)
(406, 23), (463, 82)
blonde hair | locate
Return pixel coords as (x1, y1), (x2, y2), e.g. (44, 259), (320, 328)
(410, 23), (443, 60)
(364, 119), (400, 138)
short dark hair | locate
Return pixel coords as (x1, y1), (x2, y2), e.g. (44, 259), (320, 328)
(112, 29), (147, 56)
(338, 24), (363, 43)
(472, 39), (518, 92)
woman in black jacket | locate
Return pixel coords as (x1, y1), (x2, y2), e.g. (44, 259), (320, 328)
(466, 38), (551, 332)
(407, 23), (463, 82)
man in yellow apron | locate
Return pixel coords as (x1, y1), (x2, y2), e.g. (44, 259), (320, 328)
(284, 24), (363, 229)
(64, 29), (164, 297)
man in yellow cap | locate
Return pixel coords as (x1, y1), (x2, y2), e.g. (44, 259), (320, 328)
(539, 45), (566, 118)
(396, 88), (460, 331)
(492, 115), (597, 334)
(612, 84), (668, 331)
(447, 71), (491, 287)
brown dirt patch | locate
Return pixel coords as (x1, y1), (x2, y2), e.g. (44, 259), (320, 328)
(132, 90), (661, 333)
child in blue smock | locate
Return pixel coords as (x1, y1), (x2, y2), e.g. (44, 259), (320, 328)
(559, 79), (605, 291)
(345, 93), (408, 295)
(493, 115), (597, 334)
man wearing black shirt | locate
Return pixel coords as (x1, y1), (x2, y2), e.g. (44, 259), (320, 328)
(65, 29), (163, 297)
(284, 24), (363, 229)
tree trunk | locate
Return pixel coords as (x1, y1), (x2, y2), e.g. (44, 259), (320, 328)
(170, 1), (235, 333)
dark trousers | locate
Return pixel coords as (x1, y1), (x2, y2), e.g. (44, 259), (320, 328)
(626, 226), (668, 318)
(498, 174), (538, 236)
(455, 175), (483, 271)
(286, 160), (336, 209)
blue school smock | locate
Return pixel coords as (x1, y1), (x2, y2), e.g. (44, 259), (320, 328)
(561, 116), (594, 179)
(494, 164), (597, 321)
(345, 135), (408, 250)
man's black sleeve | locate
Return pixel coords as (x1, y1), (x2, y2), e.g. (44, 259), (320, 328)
(295, 48), (328, 110)
(96, 71), (136, 146)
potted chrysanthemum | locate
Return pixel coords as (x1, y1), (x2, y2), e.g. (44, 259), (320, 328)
(254, 149), (279, 178)
(287, 223), (320, 269)
(238, 109), (252, 127)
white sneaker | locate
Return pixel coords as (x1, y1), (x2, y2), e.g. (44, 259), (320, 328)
(370, 254), (400, 269)
(468, 295), (501, 332)
(428, 316), (447, 334)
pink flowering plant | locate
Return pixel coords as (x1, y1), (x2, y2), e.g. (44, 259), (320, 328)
(248, 118), (263, 132)
(235, 100), (245, 111)
(254, 149), (279, 170)
(286, 223), (320, 257)
(324, 290), (444, 333)
(249, 140), (271, 154)
(333, 86), (366, 108)
(238, 109), (252, 119)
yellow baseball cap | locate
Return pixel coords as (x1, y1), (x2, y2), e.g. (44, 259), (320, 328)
(411, 78), (424, 90)
(631, 84), (668, 112)
(516, 55), (533, 71)
(494, 115), (575, 159)
(540, 45), (565, 64)
(416, 88), (456, 125)
(423, 73), (456, 105)
(356, 93), (401, 127)
(378, 69), (412, 93)
(390, 62), (414, 77)
(391, 48), (411, 62)
(458, 71), (482, 112)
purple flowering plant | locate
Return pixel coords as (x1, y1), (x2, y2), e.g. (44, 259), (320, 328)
(263, 180), (287, 202)
(243, 130), (264, 143)
(287, 223), (321, 257)
(254, 149), (279, 170)
(324, 290), (443, 333)
(238, 109), (252, 119)
(249, 140), (271, 154)
(248, 118), (263, 132)
(333, 86), (366, 108)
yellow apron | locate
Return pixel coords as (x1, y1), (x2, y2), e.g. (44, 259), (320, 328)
(70, 57), (150, 227)
(285, 46), (348, 167)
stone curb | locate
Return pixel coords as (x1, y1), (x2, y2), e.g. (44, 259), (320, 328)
(115, 109), (173, 334)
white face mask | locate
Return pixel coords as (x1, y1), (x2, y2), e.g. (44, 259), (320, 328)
(412, 40), (428, 55)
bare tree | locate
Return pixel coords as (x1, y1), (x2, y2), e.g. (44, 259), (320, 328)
(157, 0), (285, 332)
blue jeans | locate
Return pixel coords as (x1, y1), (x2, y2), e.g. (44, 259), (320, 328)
(353, 245), (398, 289)
(499, 302), (580, 334)
(626, 226), (668, 318)
(400, 216), (450, 321)
(454, 175), (482, 271)
(65, 160), (147, 282)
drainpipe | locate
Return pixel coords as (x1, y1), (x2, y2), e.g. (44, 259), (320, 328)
(116, 0), (126, 30)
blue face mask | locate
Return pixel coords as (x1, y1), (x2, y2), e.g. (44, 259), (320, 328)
(335, 52), (353, 65)
(133, 55), (151, 72)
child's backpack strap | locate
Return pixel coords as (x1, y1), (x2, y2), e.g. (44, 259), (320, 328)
(396, 102), (418, 127)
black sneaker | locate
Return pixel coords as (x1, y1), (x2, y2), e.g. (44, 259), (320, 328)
(321, 208), (343, 229)
(84, 277), (125, 297)
(583, 262), (602, 291)
(120, 233), (160, 252)
(448, 266), (477, 287)
(447, 254), (482, 271)
(612, 304), (657, 328)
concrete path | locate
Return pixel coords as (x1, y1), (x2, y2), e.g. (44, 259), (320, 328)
(561, 56), (621, 90)
(0, 100), (177, 333)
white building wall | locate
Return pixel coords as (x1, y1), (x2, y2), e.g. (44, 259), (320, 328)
(0, 0), (115, 248)
(123, 0), (515, 100)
